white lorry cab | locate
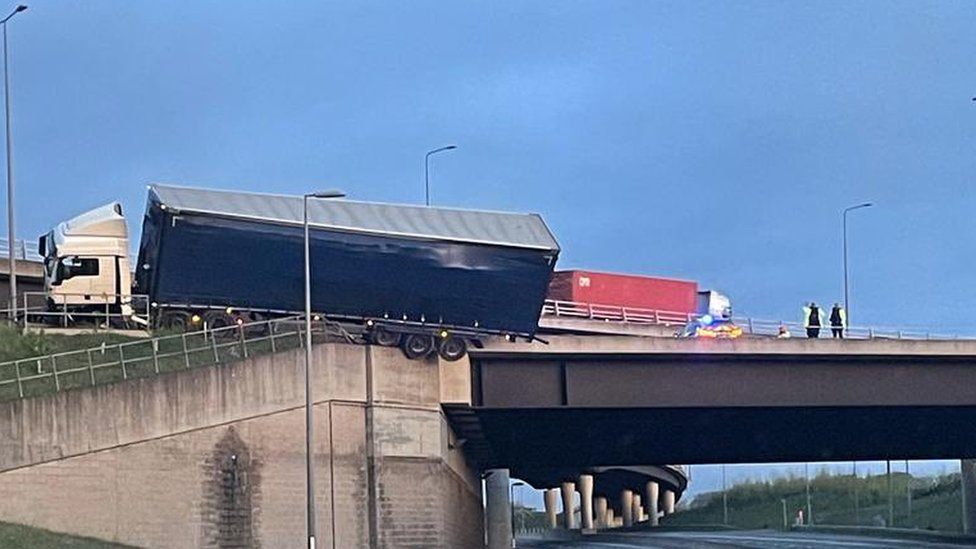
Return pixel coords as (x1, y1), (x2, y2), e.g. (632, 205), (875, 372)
(37, 202), (137, 320)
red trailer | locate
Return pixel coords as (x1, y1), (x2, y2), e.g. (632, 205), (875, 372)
(547, 270), (698, 313)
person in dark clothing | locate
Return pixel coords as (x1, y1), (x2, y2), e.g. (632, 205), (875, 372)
(830, 303), (846, 338)
(803, 302), (822, 338)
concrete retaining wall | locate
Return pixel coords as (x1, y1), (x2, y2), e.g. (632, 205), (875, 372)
(0, 343), (482, 548)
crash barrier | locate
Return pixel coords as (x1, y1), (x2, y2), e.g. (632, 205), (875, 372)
(541, 299), (971, 341)
(0, 315), (344, 401)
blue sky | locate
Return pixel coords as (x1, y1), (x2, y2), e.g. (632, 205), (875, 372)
(5, 0), (973, 506)
(8, 1), (976, 332)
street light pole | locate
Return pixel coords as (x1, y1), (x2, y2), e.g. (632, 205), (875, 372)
(424, 145), (457, 207)
(805, 463), (812, 525)
(722, 464), (729, 526)
(843, 202), (873, 325)
(2, 5), (26, 320)
(303, 189), (345, 549)
(853, 461), (860, 525)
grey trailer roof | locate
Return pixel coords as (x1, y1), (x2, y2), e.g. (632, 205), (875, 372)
(149, 184), (560, 252)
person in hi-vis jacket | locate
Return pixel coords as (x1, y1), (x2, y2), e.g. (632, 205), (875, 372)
(802, 302), (824, 338)
(829, 303), (847, 338)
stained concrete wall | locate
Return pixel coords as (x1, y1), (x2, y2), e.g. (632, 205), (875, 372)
(0, 343), (482, 548)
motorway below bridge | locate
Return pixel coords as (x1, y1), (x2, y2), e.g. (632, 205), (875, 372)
(517, 529), (976, 548)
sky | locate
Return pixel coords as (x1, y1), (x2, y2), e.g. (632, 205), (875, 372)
(4, 1), (975, 503)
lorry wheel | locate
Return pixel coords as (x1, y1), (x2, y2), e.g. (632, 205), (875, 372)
(437, 336), (467, 362)
(159, 311), (191, 332)
(203, 310), (236, 339)
(400, 334), (434, 360)
(370, 326), (401, 347)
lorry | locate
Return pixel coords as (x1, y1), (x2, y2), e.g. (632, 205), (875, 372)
(37, 184), (561, 360)
(547, 270), (698, 313)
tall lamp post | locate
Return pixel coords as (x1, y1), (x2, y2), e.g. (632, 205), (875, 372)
(722, 464), (729, 526)
(424, 145), (456, 206)
(842, 202), (873, 324)
(2, 5), (26, 319)
(303, 189), (345, 549)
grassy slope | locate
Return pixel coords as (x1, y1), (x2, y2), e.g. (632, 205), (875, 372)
(0, 325), (142, 364)
(667, 473), (963, 532)
(0, 522), (134, 548)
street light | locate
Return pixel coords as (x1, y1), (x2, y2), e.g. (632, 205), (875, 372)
(424, 145), (457, 206)
(805, 463), (812, 525)
(2, 5), (26, 320)
(303, 189), (345, 549)
(842, 202), (873, 325)
(722, 464), (729, 526)
(510, 481), (526, 547)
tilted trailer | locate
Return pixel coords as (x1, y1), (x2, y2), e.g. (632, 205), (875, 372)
(39, 184), (561, 360)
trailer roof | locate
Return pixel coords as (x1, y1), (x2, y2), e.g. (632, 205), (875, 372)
(149, 184), (560, 252)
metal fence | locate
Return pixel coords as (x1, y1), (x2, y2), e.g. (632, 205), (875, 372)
(0, 237), (42, 262)
(541, 299), (972, 341)
(0, 315), (340, 401)
(542, 299), (695, 326)
(21, 292), (152, 330)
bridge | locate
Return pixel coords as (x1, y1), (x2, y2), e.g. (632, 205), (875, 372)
(1, 315), (975, 547)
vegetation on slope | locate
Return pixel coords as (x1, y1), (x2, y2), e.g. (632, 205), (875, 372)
(0, 521), (135, 548)
(667, 472), (963, 532)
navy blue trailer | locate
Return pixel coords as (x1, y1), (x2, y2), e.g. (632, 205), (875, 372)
(135, 185), (560, 359)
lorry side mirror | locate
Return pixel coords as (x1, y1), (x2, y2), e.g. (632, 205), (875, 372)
(37, 236), (46, 257)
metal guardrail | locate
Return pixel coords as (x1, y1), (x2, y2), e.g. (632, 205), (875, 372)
(0, 237), (42, 262)
(541, 299), (973, 341)
(0, 315), (337, 401)
(542, 299), (695, 326)
(21, 292), (151, 330)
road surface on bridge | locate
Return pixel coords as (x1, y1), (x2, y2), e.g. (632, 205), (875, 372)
(517, 529), (976, 548)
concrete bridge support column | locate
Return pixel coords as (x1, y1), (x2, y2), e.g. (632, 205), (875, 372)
(606, 507), (615, 528)
(962, 459), (976, 534)
(663, 489), (676, 516)
(595, 496), (608, 529)
(485, 469), (512, 549)
(645, 480), (660, 526)
(579, 474), (594, 531)
(620, 489), (634, 528)
(561, 481), (577, 530)
(633, 493), (643, 524)
(544, 488), (559, 529)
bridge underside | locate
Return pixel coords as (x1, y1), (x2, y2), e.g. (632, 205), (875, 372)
(450, 347), (976, 471)
(460, 405), (976, 469)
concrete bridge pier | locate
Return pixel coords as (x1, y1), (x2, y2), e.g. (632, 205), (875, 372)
(962, 459), (976, 533)
(620, 489), (634, 527)
(485, 469), (512, 549)
(633, 494), (643, 523)
(646, 480), (660, 526)
(663, 489), (676, 516)
(579, 474), (594, 530)
(560, 481), (577, 529)
(605, 507), (615, 529)
(594, 496), (608, 529)
(544, 488), (559, 529)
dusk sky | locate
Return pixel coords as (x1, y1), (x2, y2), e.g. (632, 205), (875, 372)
(4, 2), (973, 500)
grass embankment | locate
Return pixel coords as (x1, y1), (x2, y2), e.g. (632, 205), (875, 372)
(0, 325), (142, 363)
(0, 521), (135, 548)
(667, 472), (963, 532)
(0, 323), (305, 401)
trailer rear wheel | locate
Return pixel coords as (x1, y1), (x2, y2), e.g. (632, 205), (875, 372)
(159, 311), (191, 332)
(400, 334), (434, 359)
(437, 335), (467, 361)
(370, 326), (401, 347)
(203, 310), (236, 340)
